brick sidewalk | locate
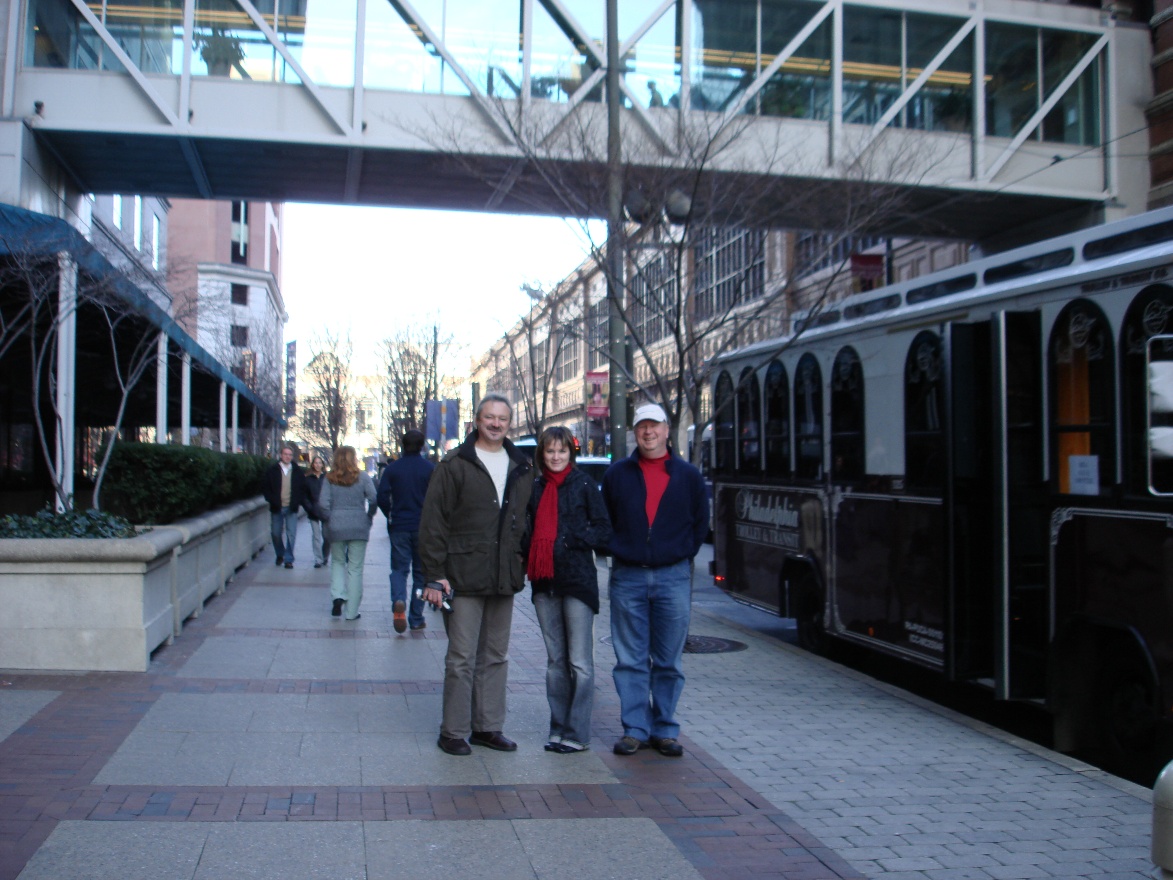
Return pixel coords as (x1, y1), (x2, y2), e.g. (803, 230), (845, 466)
(0, 521), (1155, 880)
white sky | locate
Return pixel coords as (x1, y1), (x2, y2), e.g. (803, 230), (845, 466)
(280, 203), (602, 377)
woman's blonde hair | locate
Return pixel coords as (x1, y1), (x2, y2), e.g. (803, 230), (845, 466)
(327, 446), (361, 485)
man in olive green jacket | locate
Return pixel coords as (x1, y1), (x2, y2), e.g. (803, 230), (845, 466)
(420, 393), (534, 755)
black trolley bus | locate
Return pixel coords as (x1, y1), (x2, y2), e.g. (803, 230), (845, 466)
(710, 207), (1173, 773)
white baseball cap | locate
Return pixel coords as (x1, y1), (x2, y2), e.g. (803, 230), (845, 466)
(633, 402), (669, 425)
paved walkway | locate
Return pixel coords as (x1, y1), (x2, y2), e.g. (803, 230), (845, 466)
(0, 520), (1155, 879)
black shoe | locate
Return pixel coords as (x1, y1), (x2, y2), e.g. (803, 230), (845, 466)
(275, 558), (283, 566)
(345, 613), (361, 621)
(437, 735), (471, 756)
(284, 562), (294, 569)
(613, 736), (646, 756)
(313, 563), (322, 569)
(331, 598), (343, 617)
(409, 622), (426, 631)
(470, 731), (517, 751)
(648, 736), (684, 757)
(544, 741), (577, 753)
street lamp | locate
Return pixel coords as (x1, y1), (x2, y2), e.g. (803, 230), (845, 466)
(606, 0), (626, 459)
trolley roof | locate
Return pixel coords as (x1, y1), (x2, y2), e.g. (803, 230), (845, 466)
(717, 207), (1173, 366)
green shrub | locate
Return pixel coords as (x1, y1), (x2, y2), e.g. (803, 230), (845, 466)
(102, 445), (268, 524)
(0, 508), (139, 538)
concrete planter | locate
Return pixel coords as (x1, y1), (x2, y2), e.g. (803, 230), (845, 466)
(0, 497), (268, 673)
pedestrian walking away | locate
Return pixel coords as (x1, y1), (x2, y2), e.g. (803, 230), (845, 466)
(523, 426), (612, 754)
(602, 402), (709, 758)
(419, 393), (533, 756)
(319, 445), (377, 621)
(261, 442), (306, 568)
(303, 454), (331, 568)
(377, 429), (435, 633)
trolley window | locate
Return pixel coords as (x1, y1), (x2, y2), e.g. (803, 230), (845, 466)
(907, 273), (976, 305)
(1084, 219), (1173, 260)
(830, 347), (865, 483)
(737, 367), (761, 475)
(904, 331), (945, 490)
(795, 353), (824, 480)
(714, 370), (735, 474)
(764, 359), (791, 477)
(1049, 299), (1115, 496)
(984, 248), (1074, 285)
(1120, 284), (1173, 494)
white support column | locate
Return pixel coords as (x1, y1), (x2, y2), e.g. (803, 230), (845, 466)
(181, 352), (192, 446)
(54, 254), (78, 512)
(231, 390), (239, 452)
(219, 381), (228, 451)
(156, 332), (168, 443)
(829, 0), (843, 165)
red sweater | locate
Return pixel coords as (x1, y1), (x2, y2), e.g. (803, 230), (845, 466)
(638, 453), (670, 526)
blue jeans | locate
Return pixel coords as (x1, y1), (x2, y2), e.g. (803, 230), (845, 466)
(609, 560), (692, 741)
(533, 592), (595, 748)
(270, 507), (298, 563)
(331, 539), (368, 619)
(389, 530), (426, 629)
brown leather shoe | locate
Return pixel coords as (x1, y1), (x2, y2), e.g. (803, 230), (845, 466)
(437, 735), (471, 756)
(470, 731), (517, 751)
(392, 600), (407, 633)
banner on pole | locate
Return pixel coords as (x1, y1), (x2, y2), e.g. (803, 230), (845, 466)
(425, 399), (460, 446)
(585, 370), (608, 418)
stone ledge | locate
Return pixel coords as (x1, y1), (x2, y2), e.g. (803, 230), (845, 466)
(0, 497), (268, 673)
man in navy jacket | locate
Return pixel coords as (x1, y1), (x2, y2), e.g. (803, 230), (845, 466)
(377, 430), (435, 633)
(602, 402), (709, 758)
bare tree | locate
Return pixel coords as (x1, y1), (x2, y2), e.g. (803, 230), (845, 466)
(299, 330), (353, 453)
(0, 226), (189, 510)
(414, 87), (948, 463)
(379, 323), (466, 450)
(501, 284), (581, 437)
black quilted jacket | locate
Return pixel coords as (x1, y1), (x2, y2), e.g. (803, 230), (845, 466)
(523, 466), (613, 614)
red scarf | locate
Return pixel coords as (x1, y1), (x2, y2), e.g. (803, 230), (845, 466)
(527, 466), (571, 582)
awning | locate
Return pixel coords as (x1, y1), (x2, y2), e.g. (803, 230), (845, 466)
(0, 202), (283, 423)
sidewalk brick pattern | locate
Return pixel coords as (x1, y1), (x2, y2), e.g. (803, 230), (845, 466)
(0, 566), (861, 880)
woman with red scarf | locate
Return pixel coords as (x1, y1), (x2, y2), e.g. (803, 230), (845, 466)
(524, 426), (613, 753)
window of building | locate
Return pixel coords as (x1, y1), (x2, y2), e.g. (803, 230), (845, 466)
(556, 333), (580, 384)
(151, 214), (160, 270)
(630, 255), (676, 345)
(794, 232), (883, 279)
(355, 404), (367, 432)
(231, 201), (248, 264)
(693, 228), (765, 320)
(1050, 299), (1114, 495)
(230, 325), (249, 347)
(794, 353), (824, 480)
(764, 359), (790, 477)
(830, 347), (865, 483)
(112, 195), (122, 229)
(587, 298), (608, 370)
(713, 370), (735, 474)
(904, 331), (945, 490)
(133, 195), (142, 250)
(1120, 285), (1173, 494)
(736, 367), (761, 475)
(231, 283), (249, 305)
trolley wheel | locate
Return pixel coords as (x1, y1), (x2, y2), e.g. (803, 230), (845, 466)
(1100, 663), (1158, 759)
(795, 573), (828, 656)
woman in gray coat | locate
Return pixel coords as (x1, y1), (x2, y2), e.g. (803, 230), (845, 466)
(319, 445), (377, 620)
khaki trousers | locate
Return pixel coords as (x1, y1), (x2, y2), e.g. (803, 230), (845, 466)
(441, 594), (514, 739)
